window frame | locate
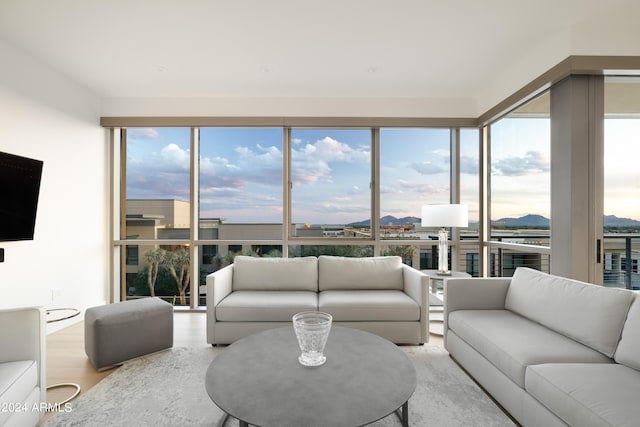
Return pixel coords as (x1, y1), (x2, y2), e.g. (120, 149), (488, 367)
(111, 123), (480, 307)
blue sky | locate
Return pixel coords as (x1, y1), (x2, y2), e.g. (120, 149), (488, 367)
(125, 122), (639, 225)
(604, 119), (640, 220)
(200, 128), (283, 222)
(379, 128), (451, 219)
(490, 118), (551, 220)
(126, 127), (191, 202)
(290, 129), (370, 224)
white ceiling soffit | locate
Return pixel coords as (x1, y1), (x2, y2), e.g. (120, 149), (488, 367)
(0, 0), (638, 116)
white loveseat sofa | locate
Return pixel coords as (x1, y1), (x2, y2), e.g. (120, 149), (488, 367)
(206, 255), (429, 345)
(0, 307), (46, 427)
(444, 267), (640, 427)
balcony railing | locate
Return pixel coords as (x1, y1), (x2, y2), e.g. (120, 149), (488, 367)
(603, 234), (640, 290)
(122, 232), (640, 306)
(481, 234), (639, 288)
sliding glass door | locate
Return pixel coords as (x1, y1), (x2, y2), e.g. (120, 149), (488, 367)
(604, 77), (640, 289)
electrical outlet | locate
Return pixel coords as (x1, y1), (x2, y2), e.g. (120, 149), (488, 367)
(51, 288), (62, 301)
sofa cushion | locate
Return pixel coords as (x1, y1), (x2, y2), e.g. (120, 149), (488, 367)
(319, 290), (420, 321)
(526, 363), (640, 427)
(232, 256), (318, 292)
(216, 291), (318, 322)
(318, 256), (403, 291)
(614, 295), (640, 370)
(0, 360), (37, 422)
(448, 310), (612, 388)
(505, 267), (634, 357)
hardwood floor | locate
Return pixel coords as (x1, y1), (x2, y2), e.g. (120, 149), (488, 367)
(41, 311), (443, 423)
(41, 312), (206, 423)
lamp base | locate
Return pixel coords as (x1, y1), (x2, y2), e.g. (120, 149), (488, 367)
(437, 227), (450, 276)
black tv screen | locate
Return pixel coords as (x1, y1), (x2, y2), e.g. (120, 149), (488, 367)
(0, 151), (43, 241)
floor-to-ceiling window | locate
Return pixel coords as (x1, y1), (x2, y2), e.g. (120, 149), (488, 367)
(459, 128), (481, 276)
(604, 78), (640, 289)
(289, 129), (371, 234)
(198, 127), (284, 298)
(379, 128), (450, 268)
(288, 128), (373, 257)
(121, 127), (193, 305)
(487, 92), (551, 277)
(112, 122), (480, 306)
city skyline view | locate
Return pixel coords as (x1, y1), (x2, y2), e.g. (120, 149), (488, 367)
(125, 123), (639, 225)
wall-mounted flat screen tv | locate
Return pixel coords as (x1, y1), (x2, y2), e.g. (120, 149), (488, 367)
(0, 151), (44, 241)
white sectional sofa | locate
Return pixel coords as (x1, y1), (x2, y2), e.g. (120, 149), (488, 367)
(444, 267), (640, 427)
(0, 307), (46, 427)
(206, 255), (429, 345)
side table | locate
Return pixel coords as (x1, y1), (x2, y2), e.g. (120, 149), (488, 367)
(46, 308), (80, 323)
(46, 308), (82, 407)
(422, 270), (471, 336)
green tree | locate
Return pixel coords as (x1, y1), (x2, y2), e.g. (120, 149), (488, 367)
(143, 248), (166, 297)
(163, 249), (191, 305)
(382, 245), (415, 265)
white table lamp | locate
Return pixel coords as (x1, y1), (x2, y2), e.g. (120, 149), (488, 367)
(421, 204), (468, 275)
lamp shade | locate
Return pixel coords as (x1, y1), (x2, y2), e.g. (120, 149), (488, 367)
(421, 204), (468, 228)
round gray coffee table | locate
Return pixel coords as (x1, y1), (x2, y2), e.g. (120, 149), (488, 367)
(205, 326), (417, 427)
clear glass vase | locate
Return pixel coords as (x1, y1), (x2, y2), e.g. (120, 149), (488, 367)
(292, 311), (332, 366)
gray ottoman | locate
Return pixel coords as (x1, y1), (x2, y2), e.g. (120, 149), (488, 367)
(85, 297), (173, 370)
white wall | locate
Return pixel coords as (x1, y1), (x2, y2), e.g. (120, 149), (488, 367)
(0, 39), (107, 330)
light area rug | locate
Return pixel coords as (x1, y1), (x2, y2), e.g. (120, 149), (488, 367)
(42, 345), (515, 427)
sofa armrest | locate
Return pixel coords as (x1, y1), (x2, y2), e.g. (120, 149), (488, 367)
(206, 264), (234, 344)
(206, 264), (234, 307)
(402, 265), (429, 343)
(443, 277), (511, 346)
(0, 306), (46, 402)
(444, 277), (511, 313)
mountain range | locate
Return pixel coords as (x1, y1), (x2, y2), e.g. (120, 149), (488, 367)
(494, 214), (640, 228)
(493, 214), (549, 227)
(604, 215), (640, 227)
(348, 214), (640, 227)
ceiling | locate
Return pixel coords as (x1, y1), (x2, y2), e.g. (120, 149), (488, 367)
(0, 0), (637, 113)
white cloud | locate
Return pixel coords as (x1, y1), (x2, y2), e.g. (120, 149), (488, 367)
(291, 136), (370, 186)
(128, 128), (159, 140)
(492, 151), (549, 176)
(161, 144), (190, 169)
(316, 201), (369, 214)
(200, 144), (283, 190)
(349, 185), (361, 194)
(397, 179), (449, 195)
(460, 155), (480, 174)
(380, 184), (397, 194)
(409, 161), (446, 175)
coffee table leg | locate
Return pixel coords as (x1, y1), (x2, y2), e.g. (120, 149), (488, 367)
(394, 401), (409, 427)
(217, 413), (249, 427)
(216, 413), (229, 427)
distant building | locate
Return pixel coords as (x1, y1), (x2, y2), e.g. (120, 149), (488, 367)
(124, 199), (639, 290)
